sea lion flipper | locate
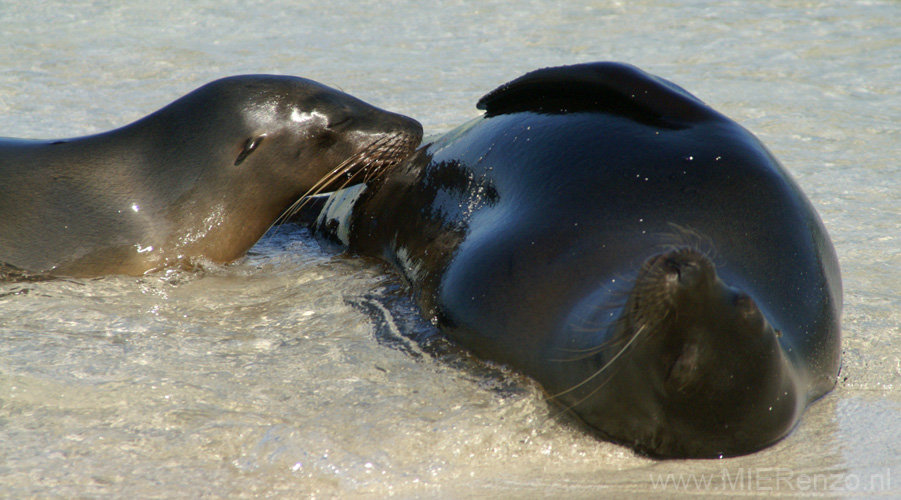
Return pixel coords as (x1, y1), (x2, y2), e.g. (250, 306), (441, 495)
(476, 61), (719, 127)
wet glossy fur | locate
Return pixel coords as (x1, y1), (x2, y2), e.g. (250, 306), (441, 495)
(314, 62), (841, 458)
(0, 75), (422, 278)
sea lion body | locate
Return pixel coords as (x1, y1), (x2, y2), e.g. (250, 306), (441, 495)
(0, 75), (422, 277)
(315, 62), (841, 458)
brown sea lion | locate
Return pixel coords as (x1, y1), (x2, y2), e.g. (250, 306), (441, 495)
(0, 75), (422, 278)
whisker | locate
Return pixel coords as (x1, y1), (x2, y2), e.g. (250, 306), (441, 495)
(550, 336), (628, 362)
(262, 132), (417, 241)
(278, 156), (370, 223)
(548, 283), (635, 363)
(550, 322), (664, 426)
(657, 223), (719, 263)
(549, 322), (648, 401)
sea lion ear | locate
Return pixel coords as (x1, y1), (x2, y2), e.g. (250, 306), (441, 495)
(234, 134), (266, 166)
(475, 61), (719, 127)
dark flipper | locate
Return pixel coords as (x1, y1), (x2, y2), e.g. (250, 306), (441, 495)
(476, 62), (721, 128)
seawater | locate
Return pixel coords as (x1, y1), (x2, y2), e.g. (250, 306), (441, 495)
(1, 0), (899, 498)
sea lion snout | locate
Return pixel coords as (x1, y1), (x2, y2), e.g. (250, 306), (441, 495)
(649, 248), (717, 293)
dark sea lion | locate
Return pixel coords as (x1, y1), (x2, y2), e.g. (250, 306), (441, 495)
(0, 75), (422, 278)
(313, 62), (842, 458)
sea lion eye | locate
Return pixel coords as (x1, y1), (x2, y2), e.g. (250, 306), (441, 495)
(234, 135), (266, 166)
(327, 115), (351, 128)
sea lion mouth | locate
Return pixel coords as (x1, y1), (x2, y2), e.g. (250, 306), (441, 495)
(305, 131), (423, 197)
(336, 131), (423, 184)
(277, 131), (421, 224)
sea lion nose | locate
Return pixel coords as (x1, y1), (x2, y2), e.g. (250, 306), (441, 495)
(656, 248), (717, 293)
(664, 257), (695, 283)
(393, 113), (423, 139)
(357, 106), (423, 140)
(664, 254), (700, 286)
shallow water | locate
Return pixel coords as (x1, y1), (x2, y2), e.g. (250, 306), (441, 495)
(1, 0), (899, 498)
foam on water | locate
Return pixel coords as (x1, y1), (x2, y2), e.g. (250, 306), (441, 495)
(1, 0), (899, 497)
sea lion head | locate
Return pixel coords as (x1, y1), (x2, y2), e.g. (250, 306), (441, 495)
(556, 247), (804, 458)
(141, 75), (423, 269)
(0, 74), (421, 278)
(220, 75), (424, 193)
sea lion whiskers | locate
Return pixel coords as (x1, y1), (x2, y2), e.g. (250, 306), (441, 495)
(264, 159), (372, 240)
(361, 131), (420, 182)
(656, 225), (718, 263)
(549, 335), (624, 362)
(548, 304), (674, 419)
(552, 269), (639, 362)
(551, 302), (629, 362)
(550, 258), (676, 387)
(272, 132), (416, 230)
(548, 321), (654, 413)
(549, 320), (652, 401)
